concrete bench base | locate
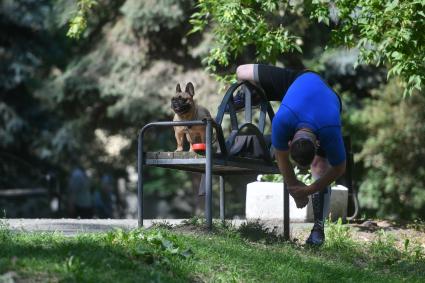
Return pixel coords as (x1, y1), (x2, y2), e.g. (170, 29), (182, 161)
(246, 182), (348, 222)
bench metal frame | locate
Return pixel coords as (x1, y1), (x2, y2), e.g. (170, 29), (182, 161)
(137, 82), (290, 239)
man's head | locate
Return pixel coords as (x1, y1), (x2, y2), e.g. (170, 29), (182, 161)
(289, 129), (317, 169)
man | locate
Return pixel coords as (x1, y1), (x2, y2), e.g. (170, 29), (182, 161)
(236, 64), (346, 245)
(67, 166), (93, 218)
(94, 174), (114, 219)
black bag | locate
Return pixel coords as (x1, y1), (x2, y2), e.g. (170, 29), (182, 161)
(198, 135), (274, 196)
(229, 135), (272, 159)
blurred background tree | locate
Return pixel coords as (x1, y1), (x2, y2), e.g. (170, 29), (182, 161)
(0, 0), (221, 218)
(1, 0), (424, 220)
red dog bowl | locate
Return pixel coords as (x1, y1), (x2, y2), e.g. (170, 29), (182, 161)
(192, 143), (206, 154)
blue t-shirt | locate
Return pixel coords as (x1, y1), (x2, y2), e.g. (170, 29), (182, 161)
(270, 72), (346, 166)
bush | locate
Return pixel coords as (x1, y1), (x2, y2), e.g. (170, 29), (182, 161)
(345, 80), (425, 219)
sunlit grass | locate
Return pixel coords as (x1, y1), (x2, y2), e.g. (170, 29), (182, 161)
(0, 218), (424, 282)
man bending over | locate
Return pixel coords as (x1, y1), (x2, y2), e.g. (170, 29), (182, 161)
(236, 64), (346, 246)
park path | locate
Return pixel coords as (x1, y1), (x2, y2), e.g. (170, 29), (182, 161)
(5, 218), (312, 237)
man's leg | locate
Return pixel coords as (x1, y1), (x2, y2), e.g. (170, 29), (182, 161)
(307, 155), (331, 245)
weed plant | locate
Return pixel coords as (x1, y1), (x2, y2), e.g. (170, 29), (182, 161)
(0, 217), (11, 241)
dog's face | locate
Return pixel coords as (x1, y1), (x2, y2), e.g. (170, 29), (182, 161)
(171, 82), (195, 115)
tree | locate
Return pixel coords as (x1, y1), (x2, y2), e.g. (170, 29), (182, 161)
(344, 80), (425, 219)
(189, 0), (424, 95)
(1, 0), (226, 218)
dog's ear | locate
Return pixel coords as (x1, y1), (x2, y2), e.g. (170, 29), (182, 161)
(185, 82), (195, 97)
(176, 83), (182, 93)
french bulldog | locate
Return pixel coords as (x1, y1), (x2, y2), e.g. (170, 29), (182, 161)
(171, 82), (212, 152)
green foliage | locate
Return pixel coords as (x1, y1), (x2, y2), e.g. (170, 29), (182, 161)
(151, 220), (174, 230)
(181, 216), (240, 239)
(59, 255), (86, 282)
(321, 220), (425, 274)
(0, 218), (11, 242)
(311, 0), (425, 96)
(0, 103), (26, 148)
(325, 218), (356, 250)
(370, 230), (401, 264)
(190, 0), (424, 95)
(67, 0), (98, 39)
(259, 167), (312, 184)
(190, 0), (302, 81)
(121, 0), (190, 36)
(259, 173), (283, 182)
(2, 0), (220, 218)
(347, 80), (425, 219)
(104, 228), (193, 264)
(402, 238), (425, 262)
(0, 228), (194, 281)
(181, 215), (206, 226)
(1, 225), (424, 282)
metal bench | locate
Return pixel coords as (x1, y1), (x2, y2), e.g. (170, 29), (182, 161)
(137, 81), (291, 239)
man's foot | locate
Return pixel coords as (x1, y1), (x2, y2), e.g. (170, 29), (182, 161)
(306, 223), (325, 246)
(224, 88), (261, 113)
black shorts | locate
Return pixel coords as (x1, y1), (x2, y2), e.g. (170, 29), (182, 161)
(254, 64), (303, 101)
(254, 64), (342, 113)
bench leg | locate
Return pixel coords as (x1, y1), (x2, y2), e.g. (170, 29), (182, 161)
(220, 176), (225, 224)
(283, 182), (290, 240)
(137, 132), (144, 227)
(205, 119), (213, 230)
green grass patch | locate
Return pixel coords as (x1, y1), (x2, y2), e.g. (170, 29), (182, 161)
(0, 219), (424, 282)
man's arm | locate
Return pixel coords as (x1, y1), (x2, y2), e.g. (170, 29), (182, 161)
(289, 161), (346, 198)
(276, 148), (311, 208)
(275, 149), (301, 186)
(309, 161), (346, 194)
(305, 127), (347, 195)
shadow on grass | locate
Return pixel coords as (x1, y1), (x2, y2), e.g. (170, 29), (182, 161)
(0, 230), (193, 283)
(237, 220), (284, 244)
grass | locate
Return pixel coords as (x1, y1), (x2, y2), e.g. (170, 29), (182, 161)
(0, 218), (424, 282)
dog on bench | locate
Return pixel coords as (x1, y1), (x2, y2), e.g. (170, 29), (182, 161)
(171, 82), (212, 152)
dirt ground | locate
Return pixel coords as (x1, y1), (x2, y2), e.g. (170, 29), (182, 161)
(292, 220), (425, 249)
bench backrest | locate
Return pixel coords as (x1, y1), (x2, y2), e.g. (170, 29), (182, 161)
(215, 81), (276, 163)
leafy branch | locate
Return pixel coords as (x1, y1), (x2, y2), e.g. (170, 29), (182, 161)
(190, 0), (424, 96)
(311, 0), (425, 96)
(189, 0), (302, 83)
(67, 0), (98, 39)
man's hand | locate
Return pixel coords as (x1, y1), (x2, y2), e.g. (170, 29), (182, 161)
(288, 184), (310, 199)
(274, 149), (310, 208)
(288, 181), (310, 208)
(293, 195), (309, 208)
